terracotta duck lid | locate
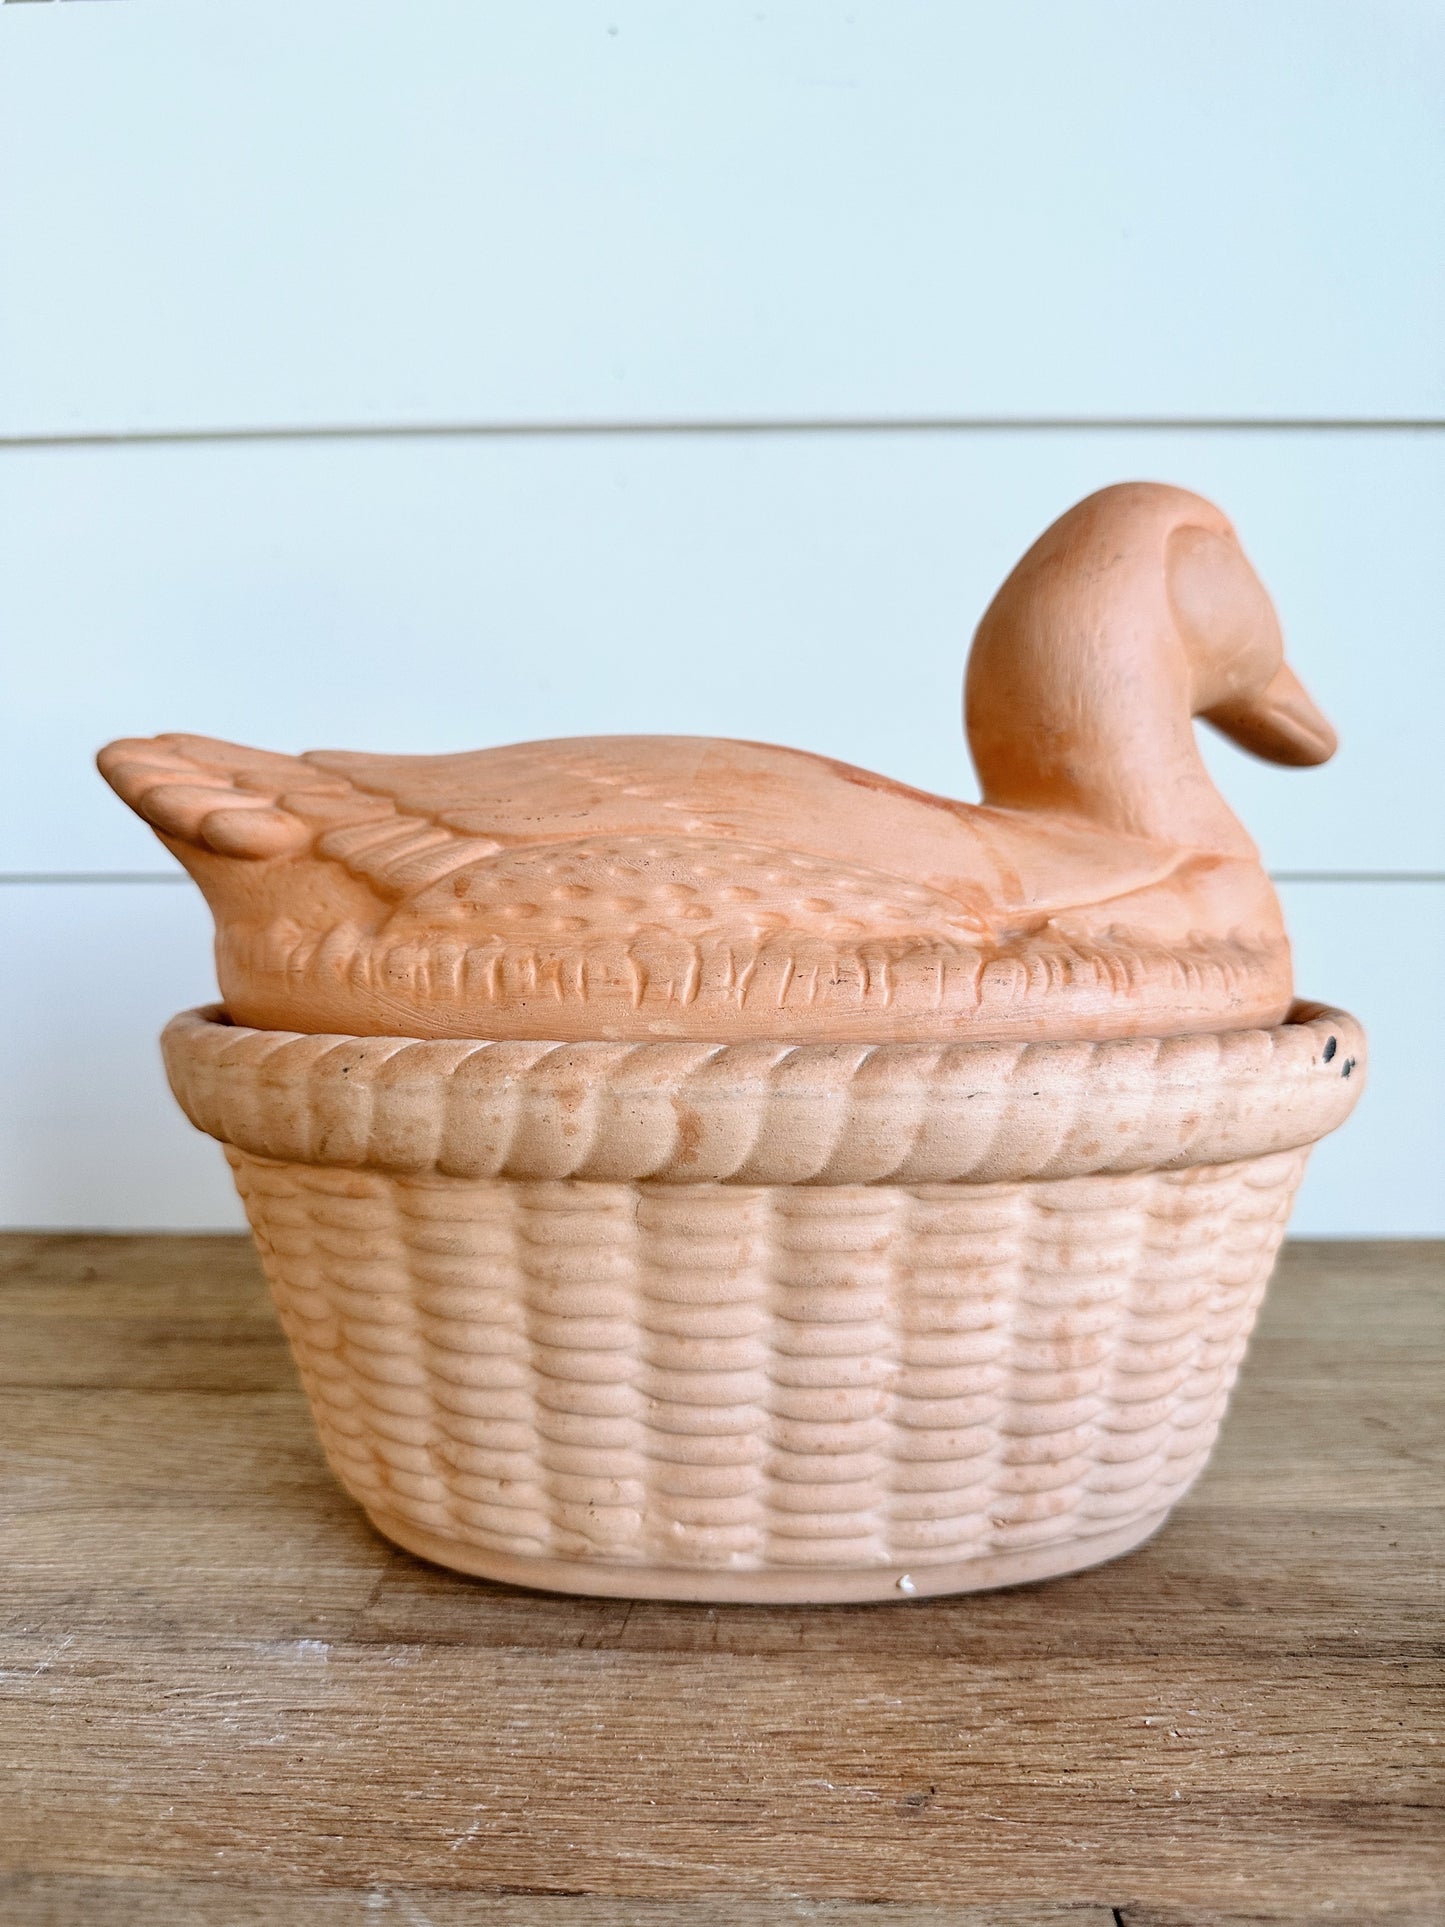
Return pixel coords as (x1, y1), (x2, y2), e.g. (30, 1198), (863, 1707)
(99, 483), (1336, 1046)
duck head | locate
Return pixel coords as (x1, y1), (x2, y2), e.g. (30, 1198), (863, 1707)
(965, 482), (1336, 858)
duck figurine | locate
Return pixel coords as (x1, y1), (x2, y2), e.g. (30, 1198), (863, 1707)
(98, 483), (1336, 1046)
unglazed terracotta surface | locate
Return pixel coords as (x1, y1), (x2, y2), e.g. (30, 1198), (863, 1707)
(102, 483), (1365, 1600)
(163, 1001), (1361, 1601)
(100, 483), (1336, 1046)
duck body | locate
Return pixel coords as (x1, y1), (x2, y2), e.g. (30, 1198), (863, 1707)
(98, 484), (1335, 1045)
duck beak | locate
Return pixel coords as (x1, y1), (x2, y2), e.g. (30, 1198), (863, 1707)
(1204, 661), (1338, 767)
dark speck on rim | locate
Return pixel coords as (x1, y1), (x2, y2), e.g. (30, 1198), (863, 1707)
(1322, 1035), (1337, 1063)
(1341, 1058), (1356, 1078)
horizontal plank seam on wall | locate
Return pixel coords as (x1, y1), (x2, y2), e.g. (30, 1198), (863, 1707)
(4, 418), (1445, 451)
(4, 873), (1443, 885)
(1269, 872), (1445, 884)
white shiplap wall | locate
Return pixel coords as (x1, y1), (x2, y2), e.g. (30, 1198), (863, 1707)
(2, 2), (1441, 1232)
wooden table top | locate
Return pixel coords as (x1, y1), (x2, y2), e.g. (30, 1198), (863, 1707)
(1, 1234), (1440, 1926)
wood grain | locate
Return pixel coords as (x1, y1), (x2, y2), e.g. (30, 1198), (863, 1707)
(1, 1234), (1441, 1924)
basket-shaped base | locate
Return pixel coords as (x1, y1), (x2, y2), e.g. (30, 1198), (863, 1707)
(164, 1003), (1362, 1602)
(366, 1505), (1176, 1602)
(227, 1149), (1304, 1599)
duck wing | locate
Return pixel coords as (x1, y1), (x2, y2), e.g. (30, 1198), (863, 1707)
(308, 735), (1015, 910)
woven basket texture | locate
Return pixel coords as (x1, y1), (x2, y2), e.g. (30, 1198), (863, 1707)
(228, 1146), (1306, 1576)
(162, 1002), (1361, 1589)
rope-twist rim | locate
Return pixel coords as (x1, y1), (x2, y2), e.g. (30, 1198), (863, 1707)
(161, 1001), (1364, 1186)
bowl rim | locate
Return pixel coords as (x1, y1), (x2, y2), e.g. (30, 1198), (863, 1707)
(161, 1000), (1364, 1187)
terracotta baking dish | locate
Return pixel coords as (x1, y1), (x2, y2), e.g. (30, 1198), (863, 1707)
(101, 482), (1364, 1600)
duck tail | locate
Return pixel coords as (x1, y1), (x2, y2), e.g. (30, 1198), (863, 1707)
(96, 733), (328, 860)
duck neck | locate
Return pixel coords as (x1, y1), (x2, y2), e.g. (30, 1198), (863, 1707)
(965, 570), (1258, 861)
